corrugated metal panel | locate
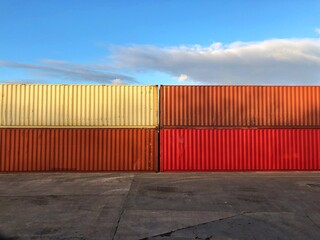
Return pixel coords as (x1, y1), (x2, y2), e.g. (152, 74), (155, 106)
(0, 128), (158, 172)
(160, 129), (320, 171)
(0, 84), (158, 128)
(160, 86), (320, 127)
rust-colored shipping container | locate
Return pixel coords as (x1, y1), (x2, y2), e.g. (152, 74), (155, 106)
(160, 129), (320, 171)
(160, 85), (320, 128)
(0, 128), (158, 172)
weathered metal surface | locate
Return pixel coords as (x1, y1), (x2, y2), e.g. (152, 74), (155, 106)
(0, 84), (158, 128)
(0, 128), (158, 172)
(160, 86), (320, 127)
(160, 128), (320, 171)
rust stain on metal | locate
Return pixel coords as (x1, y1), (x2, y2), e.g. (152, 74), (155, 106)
(0, 128), (158, 172)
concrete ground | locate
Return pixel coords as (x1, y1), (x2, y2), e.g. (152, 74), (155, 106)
(0, 173), (319, 240)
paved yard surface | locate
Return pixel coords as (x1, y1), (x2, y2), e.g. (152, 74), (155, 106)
(0, 172), (320, 240)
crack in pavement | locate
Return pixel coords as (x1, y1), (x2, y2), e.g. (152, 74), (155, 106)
(306, 214), (320, 230)
(140, 211), (251, 239)
(111, 175), (135, 240)
(112, 208), (125, 240)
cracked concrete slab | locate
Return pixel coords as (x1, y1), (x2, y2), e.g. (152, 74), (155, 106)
(147, 212), (320, 240)
(114, 210), (238, 239)
(0, 172), (319, 239)
(124, 173), (320, 213)
(0, 173), (134, 240)
(0, 173), (134, 197)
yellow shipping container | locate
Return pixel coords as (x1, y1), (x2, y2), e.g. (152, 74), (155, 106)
(0, 84), (158, 128)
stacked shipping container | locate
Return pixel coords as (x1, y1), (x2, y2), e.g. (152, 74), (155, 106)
(2, 84), (320, 172)
(0, 84), (158, 172)
(160, 86), (320, 171)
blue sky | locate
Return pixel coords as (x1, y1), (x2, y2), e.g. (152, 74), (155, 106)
(1, 0), (320, 85)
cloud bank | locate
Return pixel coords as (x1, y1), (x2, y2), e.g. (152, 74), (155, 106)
(110, 38), (320, 85)
(2, 38), (320, 85)
(0, 60), (135, 84)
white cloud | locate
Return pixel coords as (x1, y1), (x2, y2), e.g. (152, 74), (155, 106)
(316, 28), (320, 35)
(111, 78), (126, 85)
(3, 39), (320, 85)
(110, 38), (320, 85)
(178, 74), (188, 81)
(0, 60), (136, 84)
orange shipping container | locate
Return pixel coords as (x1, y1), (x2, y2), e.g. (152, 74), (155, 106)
(0, 128), (158, 172)
(160, 86), (320, 128)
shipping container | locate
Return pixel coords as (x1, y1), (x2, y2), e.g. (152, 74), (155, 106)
(160, 86), (320, 128)
(160, 129), (320, 171)
(0, 84), (158, 128)
(0, 128), (158, 172)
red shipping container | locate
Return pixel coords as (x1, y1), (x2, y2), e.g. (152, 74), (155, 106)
(0, 128), (158, 172)
(160, 129), (320, 171)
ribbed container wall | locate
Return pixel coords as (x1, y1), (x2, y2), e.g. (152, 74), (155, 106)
(160, 86), (320, 128)
(0, 84), (158, 128)
(160, 85), (320, 172)
(0, 84), (159, 172)
(160, 129), (320, 171)
(0, 128), (158, 172)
